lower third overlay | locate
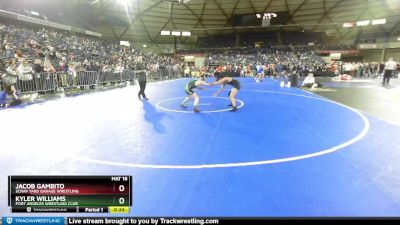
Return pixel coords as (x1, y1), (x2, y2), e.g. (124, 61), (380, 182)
(1, 217), (222, 225)
(2, 216), (398, 225)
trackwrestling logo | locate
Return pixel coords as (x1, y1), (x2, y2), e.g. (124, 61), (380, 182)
(2, 217), (64, 225)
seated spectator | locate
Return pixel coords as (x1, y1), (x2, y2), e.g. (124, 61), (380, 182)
(0, 84), (21, 108)
(331, 74), (353, 81)
(302, 73), (320, 89)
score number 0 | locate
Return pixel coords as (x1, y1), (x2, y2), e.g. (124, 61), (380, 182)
(118, 184), (126, 205)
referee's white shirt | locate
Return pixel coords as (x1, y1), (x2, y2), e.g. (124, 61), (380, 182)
(385, 60), (397, 70)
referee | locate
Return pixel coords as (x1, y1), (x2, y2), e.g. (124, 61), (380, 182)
(135, 56), (149, 100)
(383, 58), (397, 87)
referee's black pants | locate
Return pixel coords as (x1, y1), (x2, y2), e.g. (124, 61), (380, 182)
(138, 80), (147, 98)
(383, 70), (393, 86)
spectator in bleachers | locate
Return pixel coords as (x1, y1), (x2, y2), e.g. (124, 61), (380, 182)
(3, 44), (14, 58)
(15, 49), (23, 59)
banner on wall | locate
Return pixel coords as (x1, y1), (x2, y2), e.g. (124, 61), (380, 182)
(195, 57), (205, 67)
(184, 56), (195, 62)
(329, 53), (342, 60)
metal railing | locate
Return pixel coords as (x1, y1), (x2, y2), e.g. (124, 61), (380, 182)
(1, 68), (183, 97)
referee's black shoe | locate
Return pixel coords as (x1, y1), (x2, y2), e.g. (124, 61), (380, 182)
(230, 106), (238, 112)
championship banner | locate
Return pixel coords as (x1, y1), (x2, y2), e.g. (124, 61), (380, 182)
(261, 18), (270, 27)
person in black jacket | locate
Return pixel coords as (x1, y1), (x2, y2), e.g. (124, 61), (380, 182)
(135, 56), (148, 100)
(32, 59), (44, 73)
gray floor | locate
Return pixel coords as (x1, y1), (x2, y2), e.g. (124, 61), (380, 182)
(302, 77), (400, 125)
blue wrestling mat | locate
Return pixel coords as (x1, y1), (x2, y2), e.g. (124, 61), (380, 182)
(0, 77), (400, 216)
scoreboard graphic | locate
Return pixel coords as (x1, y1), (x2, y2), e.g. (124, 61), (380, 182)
(8, 176), (132, 213)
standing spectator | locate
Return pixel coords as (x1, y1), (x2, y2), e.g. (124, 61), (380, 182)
(83, 59), (91, 70)
(57, 57), (68, 88)
(135, 56), (148, 100)
(114, 62), (125, 74)
(5, 59), (18, 81)
(59, 57), (69, 72)
(379, 62), (385, 77)
(344, 62), (352, 75)
(382, 58), (397, 87)
(2, 59), (19, 92)
(32, 59), (45, 90)
(43, 59), (55, 73)
(32, 59), (44, 73)
(184, 64), (191, 77)
(17, 59), (35, 92)
(350, 62), (357, 77)
(372, 63), (378, 77)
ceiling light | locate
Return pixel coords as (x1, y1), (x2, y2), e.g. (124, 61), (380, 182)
(356, 20), (370, 26)
(342, 22), (354, 28)
(171, 31), (181, 36)
(372, 18), (386, 25)
(161, 30), (171, 36)
(30, 11), (39, 16)
(182, 31), (191, 36)
(117, 0), (129, 6)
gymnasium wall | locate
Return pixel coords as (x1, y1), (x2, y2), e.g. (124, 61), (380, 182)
(385, 49), (400, 61)
(361, 50), (383, 62)
(360, 48), (400, 63)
